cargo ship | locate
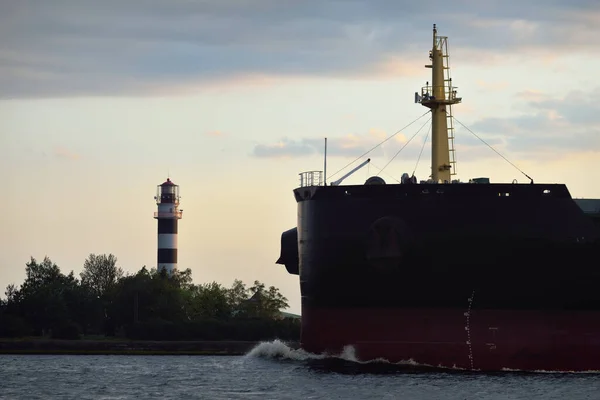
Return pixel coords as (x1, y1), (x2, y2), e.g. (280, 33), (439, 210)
(276, 24), (600, 372)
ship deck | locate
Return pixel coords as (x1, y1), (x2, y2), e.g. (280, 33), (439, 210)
(294, 182), (572, 202)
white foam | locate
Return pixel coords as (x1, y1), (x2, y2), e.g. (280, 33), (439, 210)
(246, 341), (600, 374)
(245, 340), (443, 369)
(245, 339), (326, 361)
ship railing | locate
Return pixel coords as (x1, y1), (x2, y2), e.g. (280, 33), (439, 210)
(154, 211), (183, 219)
(418, 85), (460, 103)
(299, 171), (323, 187)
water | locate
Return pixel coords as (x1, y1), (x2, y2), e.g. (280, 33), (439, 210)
(1, 340), (599, 399)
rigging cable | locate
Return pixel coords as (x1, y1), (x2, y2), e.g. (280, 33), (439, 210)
(453, 118), (534, 184)
(412, 122), (432, 177)
(376, 116), (432, 176)
(326, 110), (431, 181)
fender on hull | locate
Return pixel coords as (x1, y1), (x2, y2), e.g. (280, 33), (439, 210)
(276, 227), (299, 275)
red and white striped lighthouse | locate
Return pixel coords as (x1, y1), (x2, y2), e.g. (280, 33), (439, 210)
(153, 178), (183, 275)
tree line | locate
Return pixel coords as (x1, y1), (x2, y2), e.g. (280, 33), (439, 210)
(0, 254), (299, 341)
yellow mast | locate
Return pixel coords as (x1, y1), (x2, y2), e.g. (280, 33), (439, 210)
(417, 24), (462, 183)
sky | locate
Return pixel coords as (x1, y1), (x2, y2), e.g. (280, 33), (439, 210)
(2, 0), (600, 314)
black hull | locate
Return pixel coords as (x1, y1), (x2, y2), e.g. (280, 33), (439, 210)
(278, 183), (600, 311)
(276, 181), (600, 371)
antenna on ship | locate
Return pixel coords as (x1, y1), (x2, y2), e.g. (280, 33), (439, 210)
(324, 137), (328, 186)
(415, 24), (462, 183)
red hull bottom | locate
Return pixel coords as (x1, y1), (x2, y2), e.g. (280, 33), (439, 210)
(301, 308), (600, 372)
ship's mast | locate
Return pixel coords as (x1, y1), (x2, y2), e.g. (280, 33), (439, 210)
(417, 24), (462, 183)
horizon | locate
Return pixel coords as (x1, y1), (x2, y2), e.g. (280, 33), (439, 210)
(3, 1), (600, 315)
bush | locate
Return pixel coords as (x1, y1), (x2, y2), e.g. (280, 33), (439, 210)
(0, 314), (32, 338)
(123, 317), (301, 341)
(51, 321), (82, 340)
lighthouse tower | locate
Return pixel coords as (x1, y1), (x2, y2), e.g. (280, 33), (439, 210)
(153, 178), (183, 275)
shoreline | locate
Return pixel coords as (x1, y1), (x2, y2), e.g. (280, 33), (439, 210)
(0, 339), (300, 356)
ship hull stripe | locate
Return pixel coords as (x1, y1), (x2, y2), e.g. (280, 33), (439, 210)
(301, 307), (600, 372)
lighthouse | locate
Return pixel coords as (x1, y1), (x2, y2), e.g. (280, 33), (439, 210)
(153, 178), (183, 275)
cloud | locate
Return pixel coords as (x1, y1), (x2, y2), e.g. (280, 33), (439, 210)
(515, 90), (548, 102)
(253, 138), (315, 158)
(341, 114), (357, 123)
(252, 129), (407, 159)
(2, 0), (600, 98)
(475, 80), (509, 92)
(464, 88), (600, 158)
(53, 146), (80, 161)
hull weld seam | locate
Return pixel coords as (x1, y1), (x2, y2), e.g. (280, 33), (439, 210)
(465, 289), (475, 370)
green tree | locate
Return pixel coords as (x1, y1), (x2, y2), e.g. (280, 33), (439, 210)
(108, 266), (189, 328)
(172, 268), (194, 290)
(5, 257), (90, 338)
(227, 279), (249, 310)
(241, 280), (289, 319)
(4, 284), (19, 304)
(22, 256), (62, 290)
(2, 256), (298, 341)
(80, 253), (123, 298)
(187, 282), (232, 319)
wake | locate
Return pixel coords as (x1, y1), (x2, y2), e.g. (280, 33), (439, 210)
(245, 340), (600, 375)
(245, 339), (455, 374)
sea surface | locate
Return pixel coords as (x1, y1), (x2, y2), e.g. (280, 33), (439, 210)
(1, 340), (599, 399)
